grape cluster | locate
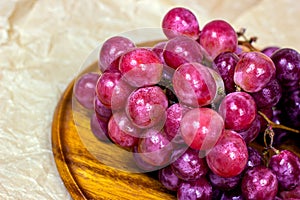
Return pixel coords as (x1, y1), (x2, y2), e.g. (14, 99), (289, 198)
(74, 7), (300, 200)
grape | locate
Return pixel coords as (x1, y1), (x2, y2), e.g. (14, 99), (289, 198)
(152, 41), (167, 64)
(272, 109), (289, 145)
(163, 36), (205, 69)
(138, 128), (173, 167)
(126, 86), (168, 129)
(257, 106), (273, 132)
(177, 178), (213, 200)
(219, 92), (257, 131)
(199, 20), (238, 59)
(94, 96), (112, 122)
(261, 46), (280, 57)
(279, 185), (300, 200)
(220, 189), (244, 200)
(241, 166), (278, 200)
(132, 146), (158, 172)
(246, 147), (263, 170)
(95, 71), (133, 110)
(119, 48), (163, 88)
(206, 130), (248, 178)
(90, 113), (110, 142)
(162, 7), (200, 40)
(180, 108), (224, 151)
(171, 148), (208, 181)
(107, 113), (139, 148)
(213, 52), (239, 93)
(164, 103), (189, 141)
(269, 150), (300, 191)
(99, 36), (135, 72)
(158, 165), (181, 191)
(234, 51), (276, 92)
(251, 78), (282, 108)
(271, 48), (300, 85)
(208, 171), (242, 191)
(281, 89), (300, 128)
(172, 62), (217, 107)
(237, 116), (261, 144)
(74, 72), (100, 109)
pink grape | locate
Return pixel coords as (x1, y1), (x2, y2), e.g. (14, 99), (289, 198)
(172, 62), (217, 107)
(199, 19), (238, 59)
(152, 41), (167, 64)
(219, 92), (257, 131)
(164, 103), (190, 141)
(180, 107), (224, 151)
(74, 72), (100, 109)
(162, 7), (200, 40)
(234, 51), (276, 92)
(163, 36), (205, 69)
(95, 71), (133, 110)
(99, 36), (135, 72)
(132, 146), (158, 172)
(119, 48), (163, 87)
(138, 128), (173, 167)
(94, 96), (112, 122)
(206, 130), (248, 178)
(126, 86), (168, 129)
(241, 166), (278, 200)
(107, 113), (139, 148)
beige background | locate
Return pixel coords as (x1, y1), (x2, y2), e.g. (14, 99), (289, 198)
(0, 0), (299, 199)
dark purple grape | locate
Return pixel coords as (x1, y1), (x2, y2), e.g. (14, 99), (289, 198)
(279, 185), (300, 199)
(74, 72), (100, 109)
(271, 48), (300, 85)
(237, 116), (261, 144)
(269, 150), (300, 191)
(251, 78), (282, 108)
(208, 171), (241, 191)
(213, 52), (239, 93)
(220, 189), (244, 200)
(272, 109), (289, 145)
(246, 147), (263, 170)
(261, 46), (280, 57)
(282, 89), (300, 128)
(241, 166), (278, 200)
(177, 178), (213, 200)
(171, 148), (208, 181)
(158, 166), (181, 191)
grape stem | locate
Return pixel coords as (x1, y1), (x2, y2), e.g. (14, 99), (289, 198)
(237, 28), (260, 52)
(258, 111), (299, 134)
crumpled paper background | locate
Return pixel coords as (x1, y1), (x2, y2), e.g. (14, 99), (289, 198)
(0, 0), (299, 199)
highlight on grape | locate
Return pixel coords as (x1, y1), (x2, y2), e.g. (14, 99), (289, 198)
(73, 6), (300, 200)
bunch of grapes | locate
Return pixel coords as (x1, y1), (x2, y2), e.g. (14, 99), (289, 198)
(74, 7), (300, 200)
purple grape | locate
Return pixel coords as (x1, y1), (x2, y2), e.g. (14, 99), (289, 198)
(163, 36), (205, 69)
(271, 48), (300, 85)
(251, 78), (282, 108)
(246, 147), (263, 170)
(237, 116), (261, 144)
(90, 113), (110, 142)
(261, 46), (280, 57)
(99, 36), (135, 72)
(241, 166), (278, 200)
(220, 189), (244, 200)
(208, 171), (242, 191)
(132, 146), (158, 172)
(74, 72), (100, 109)
(162, 7), (200, 40)
(269, 150), (300, 191)
(138, 128), (173, 167)
(279, 185), (300, 199)
(171, 148), (208, 181)
(213, 52), (239, 93)
(94, 96), (112, 122)
(199, 20), (238, 59)
(282, 89), (300, 128)
(158, 166), (181, 191)
(177, 178), (213, 200)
